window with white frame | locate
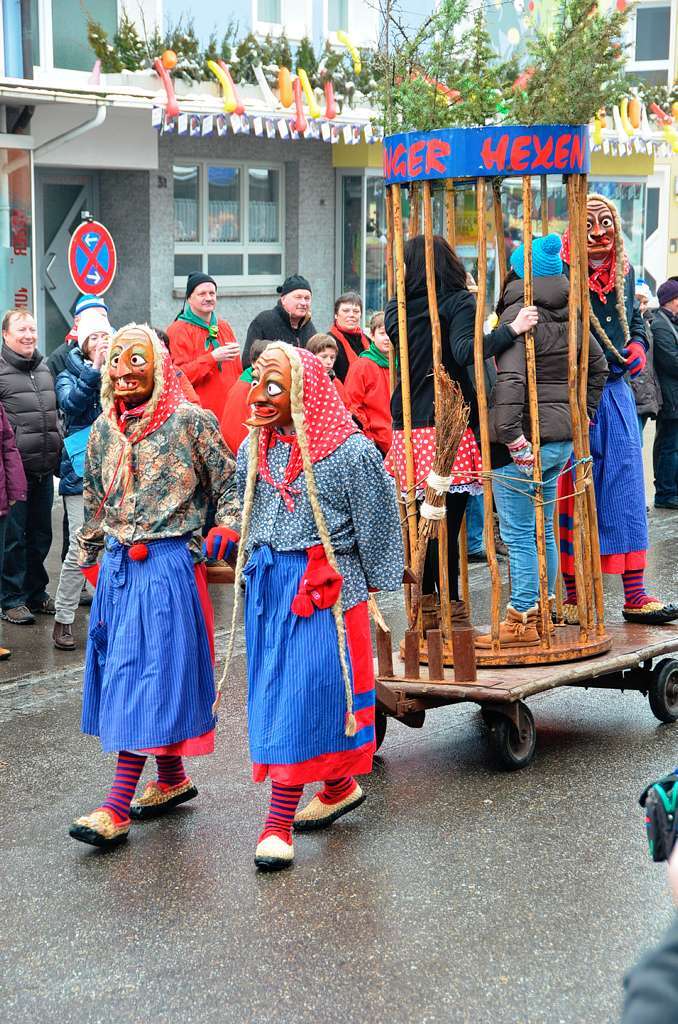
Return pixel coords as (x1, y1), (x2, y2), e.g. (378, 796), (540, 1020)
(173, 162), (284, 287)
(328, 0), (349, 32)
(256, 0), (282, 26)
(627, 2), (673, 86)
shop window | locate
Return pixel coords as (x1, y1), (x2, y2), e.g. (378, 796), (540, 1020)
(328, 0), (349, 32)
(52, 0), (117, 71)
(173, 162), (283, 287)
(0, 149), (33, 316)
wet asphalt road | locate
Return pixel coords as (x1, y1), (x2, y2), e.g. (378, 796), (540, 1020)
(2, 509), (678, 1024)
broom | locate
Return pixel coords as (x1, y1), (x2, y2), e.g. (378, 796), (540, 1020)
(411, 368), (470, 624)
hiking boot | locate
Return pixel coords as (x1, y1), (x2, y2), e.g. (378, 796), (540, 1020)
(475, 605), (540, 649)
(1, 605), (35, 625)
(53, 622), (76, 650)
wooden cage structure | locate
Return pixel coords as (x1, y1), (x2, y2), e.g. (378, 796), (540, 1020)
(383, 123), (612, 676)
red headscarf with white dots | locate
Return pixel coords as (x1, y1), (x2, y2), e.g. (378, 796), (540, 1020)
(256, 346), (359, 511)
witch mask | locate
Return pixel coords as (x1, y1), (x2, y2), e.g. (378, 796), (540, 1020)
(109, 330), (155, 407)
(246, 347), (293, 429)
(586, 198), (615, 261)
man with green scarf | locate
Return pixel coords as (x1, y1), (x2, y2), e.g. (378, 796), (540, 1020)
(167, 273), (242, 422)
(344, 311), (392, 456)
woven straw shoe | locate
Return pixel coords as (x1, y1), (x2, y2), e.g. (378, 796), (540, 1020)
(293, 783), (365, 833)
(69, 809), (130, 849)
(130, 778), (198, 821)
(254, 834), (294, 871)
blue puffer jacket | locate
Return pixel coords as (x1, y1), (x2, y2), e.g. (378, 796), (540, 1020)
(55, 346), (102, 496)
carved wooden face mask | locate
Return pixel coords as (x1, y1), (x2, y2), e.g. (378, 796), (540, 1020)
(246, 348), (293, 428)
(109, 332), (155, 407)
(586, 198), (616, 260)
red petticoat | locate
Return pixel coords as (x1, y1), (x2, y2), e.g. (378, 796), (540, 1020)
(139, 562), (216, 758)
(252, 601), (375, 785)
(385, 426), (482, 497)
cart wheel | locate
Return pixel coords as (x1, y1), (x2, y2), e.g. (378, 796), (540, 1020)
(485, 702), (536, 770)
(648, 659), (678, 724)
(375, 710), (388, 751)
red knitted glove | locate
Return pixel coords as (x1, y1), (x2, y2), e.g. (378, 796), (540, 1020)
(291, 545), (343, 617)
(203, 526), (239, 561)
(623, 342), (647, 377)
(80, 564), (100, 588)
(507, 434), (535, 477)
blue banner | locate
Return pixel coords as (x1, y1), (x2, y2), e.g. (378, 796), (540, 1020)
(383, 124), (590, 184)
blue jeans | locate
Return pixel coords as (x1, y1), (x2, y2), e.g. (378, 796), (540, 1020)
(465, 493), (484, 554)
(654, 417), (678, 504)
(492, 441), (573, 613)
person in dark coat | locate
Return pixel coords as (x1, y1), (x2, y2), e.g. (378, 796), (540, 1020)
(52, 309), (111, 650)
(0, 310), (62, 625)
(651, 279), (678, 509)
(0, 401), (27, 657)
(476, 234), (608, 649)
(559, 195), (678, 625)
(384, 234), (538, 626)
(243, 275), (316, 367)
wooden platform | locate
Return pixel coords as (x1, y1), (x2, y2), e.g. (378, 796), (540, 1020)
(379, 622), (678, 706)
(410, 624), (612, 668)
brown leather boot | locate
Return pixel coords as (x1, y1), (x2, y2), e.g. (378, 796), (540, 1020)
(475, 606), (540, 649)
(421, 594), (440, 633)
(53, 621), (76, 650)
(449, 599), (472, 628)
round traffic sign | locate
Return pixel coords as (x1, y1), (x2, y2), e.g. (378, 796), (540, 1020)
(67, 220), (117, 295)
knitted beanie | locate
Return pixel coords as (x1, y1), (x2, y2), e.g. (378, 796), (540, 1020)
(185, 272), (217, 299)
(510, 232), (563, 279)
(657, 279), (678, 307)
(277, 274), (312, 296)
(76, 309), (112, 350)
(75, 293), (108, 316)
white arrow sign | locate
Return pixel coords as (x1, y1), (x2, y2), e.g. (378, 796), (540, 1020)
(86, 268), (102, 285)
(83, 232), (99, 248)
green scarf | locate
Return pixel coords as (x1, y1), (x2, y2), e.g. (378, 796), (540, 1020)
(240, 366), (254, 383)
(360, 341), (390, 369)
(177, 307), (221, 372)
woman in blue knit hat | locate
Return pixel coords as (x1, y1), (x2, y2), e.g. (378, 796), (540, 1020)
(477, 234), (608, 648)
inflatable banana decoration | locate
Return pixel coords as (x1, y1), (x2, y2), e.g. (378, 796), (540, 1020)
(297, 67), (321, 118)
(153, 57), (180, 119)
(337, 30), (361, 75)
(324, 80), (337, 120)
(278, 66), (293, 108)
(207, 60), (245, 115)
(218, 61), (245, 115)
(619, 97), (637, 136)
(291, 75), (307, 134)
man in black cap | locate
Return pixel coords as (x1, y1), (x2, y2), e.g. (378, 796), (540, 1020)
(652, 277), (678, 509)
(242, 274), (316, 367)
(167, 272), (241, 421)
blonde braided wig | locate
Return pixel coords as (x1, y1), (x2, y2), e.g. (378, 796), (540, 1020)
(215, 341), (357, 737)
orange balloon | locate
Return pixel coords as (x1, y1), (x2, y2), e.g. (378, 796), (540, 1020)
(161, 49), (177, 70)
(672, 101), (678, 120)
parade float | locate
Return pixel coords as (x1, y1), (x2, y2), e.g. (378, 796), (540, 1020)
(371, 0), (678, 768)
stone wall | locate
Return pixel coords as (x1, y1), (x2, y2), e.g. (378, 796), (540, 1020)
(99, 170), (152, 329)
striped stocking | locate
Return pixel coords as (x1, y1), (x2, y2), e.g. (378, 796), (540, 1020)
(100, 751), (147, 824)
(318, 776), (357, 806)
(622, 569), (654, 608)
(155, 755), (188, 790)
(562, 572), (578, 605)
(260, 782), (304, 844)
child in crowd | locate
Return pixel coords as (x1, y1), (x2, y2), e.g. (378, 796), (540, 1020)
(305, 333), (350, 406)
(476, 234), (607, 648)
(220, 339), (270, 456)
(344, 311), (392, 456)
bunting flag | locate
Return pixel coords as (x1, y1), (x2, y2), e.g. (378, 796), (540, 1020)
(152, 106), (384, 146)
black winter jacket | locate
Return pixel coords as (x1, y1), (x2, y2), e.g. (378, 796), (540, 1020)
(631, 315), (661, 419)
(588, 264), (647, 363)
(0, 343), (61, 477)
(489, 275), (608, 466)
(46, 341), (73, 381)
(622, 914), (678, 1024)
(651, 307), (678, 420)
(384, 286), (517, 431)
(243, 302), (317, 367)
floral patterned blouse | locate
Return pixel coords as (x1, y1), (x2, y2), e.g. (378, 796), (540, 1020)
(236, 432), (404, 610)
(77, 404), (238, 566)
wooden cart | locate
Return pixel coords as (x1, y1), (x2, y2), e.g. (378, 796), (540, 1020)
(374, 622), (678, 769)
(378, 123), (678, 767)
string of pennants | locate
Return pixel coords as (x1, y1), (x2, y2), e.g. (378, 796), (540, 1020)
(591, 135), (676, 159)
(151, 106), (383, 145)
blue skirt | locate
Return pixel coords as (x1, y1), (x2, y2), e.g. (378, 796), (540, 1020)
(244, 545), (374, 767)
(589, 375), (648, 556)
(81, 537), (216, 753)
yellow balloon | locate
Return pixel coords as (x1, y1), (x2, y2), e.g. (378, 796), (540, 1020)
(507, 27), (521, 45)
